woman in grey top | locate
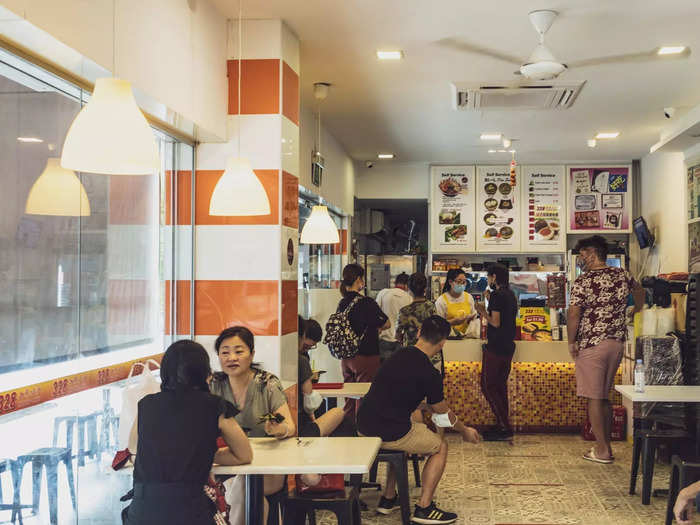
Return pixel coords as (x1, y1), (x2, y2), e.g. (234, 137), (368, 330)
(209, 326), (295, 524)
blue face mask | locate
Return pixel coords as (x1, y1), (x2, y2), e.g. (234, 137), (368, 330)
(452, 284), (466, 294)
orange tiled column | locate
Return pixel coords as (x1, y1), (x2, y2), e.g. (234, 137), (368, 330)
(195, 20), (299, 388)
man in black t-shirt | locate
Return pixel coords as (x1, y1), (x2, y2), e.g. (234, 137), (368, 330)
(358, 316), (480, 524)
(475, 264), (518, 441)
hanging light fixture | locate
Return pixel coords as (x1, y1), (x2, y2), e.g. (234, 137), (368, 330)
(300, 83), (340, 244)
(208, 0), (270, 216)
(301, 205), (340, 244)
(26, 158), (90, 216)
(60, 1), (159, 175)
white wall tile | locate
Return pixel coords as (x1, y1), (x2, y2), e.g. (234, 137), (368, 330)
(162, 225), (193, 281)
(195, 225), (281, 280)
(281, 115), (299, 178)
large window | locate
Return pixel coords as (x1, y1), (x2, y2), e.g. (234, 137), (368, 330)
(0, 48), (193, 524)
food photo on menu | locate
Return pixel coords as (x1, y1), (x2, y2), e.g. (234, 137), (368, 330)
(435, 171), (473, 246)
(479, 172), (518, 243)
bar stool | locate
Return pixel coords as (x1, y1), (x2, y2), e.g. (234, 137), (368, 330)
(15, 447), (77, 525)
(0, 458), (32, 525)
(665, 455), (700, 525)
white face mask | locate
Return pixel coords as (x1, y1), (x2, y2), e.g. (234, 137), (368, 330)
(303, 390), (323, 414)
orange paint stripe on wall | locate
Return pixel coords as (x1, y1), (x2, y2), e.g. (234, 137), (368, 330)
(0, 354), (163, 418)
(227, 59), (280, 116)
(165, 280), (191, 336)
(195, 169), (279, 226)
(281, 280), (298, 335)
(281, 61), (299, 125)
(165, 171), (192, 226)
(109, 174), (156, 225)
(195, 280), (278, 336)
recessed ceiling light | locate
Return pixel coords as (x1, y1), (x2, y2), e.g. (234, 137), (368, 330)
(17, 137), (43, 143)
(377, 153), (394, 159)
(498, 149), (507, 153)
(508, 149), (516, 153)
(658, 46), (687, 55)
(595, 132), (620, 139)
(488, 149), (497, 153)
(480, 133), (502, 141)
(502, 138), (512, 148)
(376, 50), (403, 60)
(587, 139), (597, 148)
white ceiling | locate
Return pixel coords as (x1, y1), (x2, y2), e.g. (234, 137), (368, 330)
(211, 0), (700, 164)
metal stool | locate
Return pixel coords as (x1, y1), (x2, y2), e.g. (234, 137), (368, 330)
(53, 412), (100, 466)
(284, 485), (361, 525)
(15, 447), (77, 525)
(0, 459), (32, 525)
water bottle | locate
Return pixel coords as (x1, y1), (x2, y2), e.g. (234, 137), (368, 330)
(634, 359), (645, 393)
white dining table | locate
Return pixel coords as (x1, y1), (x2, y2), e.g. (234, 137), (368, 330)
(212, 436), (381, 525)
(614, 385), (700, 402)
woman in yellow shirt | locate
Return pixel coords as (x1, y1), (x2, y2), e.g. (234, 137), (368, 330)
(435, 269), (477, 337)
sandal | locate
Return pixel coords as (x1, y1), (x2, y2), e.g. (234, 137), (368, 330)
(583, 448), (613, 464)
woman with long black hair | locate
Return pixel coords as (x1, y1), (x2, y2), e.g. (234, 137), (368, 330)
(336, 263), (389, 420)
(435, 268), (477, 338)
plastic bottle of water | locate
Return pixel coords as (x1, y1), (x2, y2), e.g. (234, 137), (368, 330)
(634, 359), (646, 393)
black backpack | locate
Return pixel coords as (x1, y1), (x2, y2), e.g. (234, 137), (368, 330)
(323, 295), (365, 359)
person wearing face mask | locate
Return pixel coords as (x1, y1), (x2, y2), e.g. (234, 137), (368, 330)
(435, 269), (477, 338)
(297, 316), (353, 438)
(474, 264), (518, 441)
(568, 236), (644, 464)
(335, 263), (390, 421)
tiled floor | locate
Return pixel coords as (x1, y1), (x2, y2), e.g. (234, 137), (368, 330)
(317, 434), (672, 525)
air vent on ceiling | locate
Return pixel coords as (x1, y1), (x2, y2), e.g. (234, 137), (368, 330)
(452, 81), (585, 110)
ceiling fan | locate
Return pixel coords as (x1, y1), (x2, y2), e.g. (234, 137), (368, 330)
(439, 9), (691, 81)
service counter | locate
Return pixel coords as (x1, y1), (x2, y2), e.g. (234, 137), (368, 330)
(442, 339), (623, 433)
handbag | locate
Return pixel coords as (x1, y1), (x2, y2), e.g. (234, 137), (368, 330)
(294, 473), (345, 494)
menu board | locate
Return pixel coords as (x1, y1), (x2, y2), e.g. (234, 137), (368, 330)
(568, 165), (632, 233)
(476, 165), (521, 252)
(688, 163), (700, 221)
(521, 165), (566, 252)
(430, 166), (476, 253)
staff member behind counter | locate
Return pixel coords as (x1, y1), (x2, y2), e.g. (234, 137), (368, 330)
(435, 269), (478, 338)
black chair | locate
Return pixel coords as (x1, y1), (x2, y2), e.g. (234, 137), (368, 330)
(284, 485), (361, 525)
(629, 422), (693, 505)
(366, 450), (411, 525)
(266, 485), (288, 525)
(0, 458), (31, 525)
(665, 455), (700, 525)
(369, 454), (422, 488)
(14, 447), (77, 525)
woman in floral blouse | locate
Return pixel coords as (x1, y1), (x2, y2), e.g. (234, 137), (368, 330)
(396, 272), (441, 366)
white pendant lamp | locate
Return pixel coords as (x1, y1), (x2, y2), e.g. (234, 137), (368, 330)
(300, 84), (340, 244)
(300, 205), (340, 244)
(209, 157), (270, 216)
(60, 78), (159, 174)
(26, 158), (90, 216)
(208, 0), (270, 216)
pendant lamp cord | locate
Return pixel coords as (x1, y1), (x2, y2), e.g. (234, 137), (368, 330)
(317, 105), (322, 201)
(237, 0), (242, 157)
(112, 0), (116, 76)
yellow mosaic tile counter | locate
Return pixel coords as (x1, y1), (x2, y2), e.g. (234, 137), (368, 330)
(443, 341), (622, 432)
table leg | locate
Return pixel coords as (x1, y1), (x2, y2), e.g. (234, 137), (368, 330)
(245, 474), (265, 525)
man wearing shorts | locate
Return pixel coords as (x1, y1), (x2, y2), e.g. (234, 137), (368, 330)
(568, 236), (644, 464)
(358, 316), (480, 524)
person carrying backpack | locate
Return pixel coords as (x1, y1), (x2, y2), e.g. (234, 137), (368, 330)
(325, 263), (389, 421)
